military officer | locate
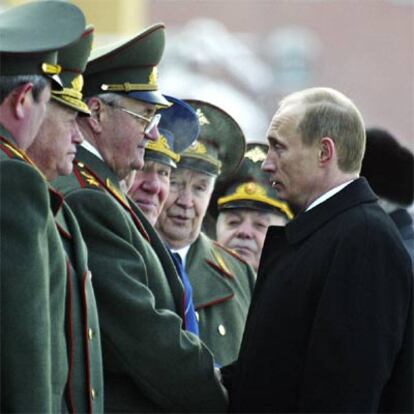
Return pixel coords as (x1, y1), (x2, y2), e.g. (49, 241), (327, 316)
(212, 142), (293, 271)
(128, 95), (200, 225)
(27, 26), (104, 412)
(0, 2), (87, 412)
(53, 26), (228, 412)
(127, 95), (200, 335)
(156, 100), (256, 367)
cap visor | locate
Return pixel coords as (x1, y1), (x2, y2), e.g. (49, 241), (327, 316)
(127, 91), (172, 108)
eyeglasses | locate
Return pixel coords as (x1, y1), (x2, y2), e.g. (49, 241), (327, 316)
(107, 103), (161, 135)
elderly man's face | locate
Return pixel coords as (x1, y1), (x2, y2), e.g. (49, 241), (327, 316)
(98, 96), (158, 180)
(156, 168), (215, 249)
(216, 209), (287, 271)
(128, 160), (171, 226)
(27, 100), (82, 181)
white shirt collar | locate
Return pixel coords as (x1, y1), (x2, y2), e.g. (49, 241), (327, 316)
(81, 140), (104, 161)
(170, 245), (191, 267)
(305, 179), (355, 212)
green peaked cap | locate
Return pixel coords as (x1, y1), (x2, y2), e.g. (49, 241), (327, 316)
(52, 26), (94, 115)
(83, 23), (170, 107)
(210, 142), (294, 220)
(179, 99), (246, 178)
(0, 1), (86, 79)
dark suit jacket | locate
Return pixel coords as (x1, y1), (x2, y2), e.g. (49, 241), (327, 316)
(229, 178), (413, 413)
(390, 208), (414, 264)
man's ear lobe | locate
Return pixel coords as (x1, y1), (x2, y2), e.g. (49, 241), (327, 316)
(13, 83), (33, 120)
(87, 97), (104, 133)
(319, 137), (335, 165)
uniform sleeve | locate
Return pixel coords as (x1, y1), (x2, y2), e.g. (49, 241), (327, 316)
(0, 161), (53, 412)
(298, 218), (413, 412)
(65, 188), (228, 412)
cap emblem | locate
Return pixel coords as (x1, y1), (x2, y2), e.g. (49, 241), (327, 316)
(187, 141), (208, 155)
(196, 108), (210, 126)
(245, 146), (267, 163)
(146, 134), (180, 162)
(71, 74), (84, 93)
(148, 67), (158, 87)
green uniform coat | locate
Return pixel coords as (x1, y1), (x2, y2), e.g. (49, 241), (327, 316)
(186, 234), (255, 366)
(0, 129), (103, 413)
(1, 130), (68, 412)
(53, 146), (228, 413)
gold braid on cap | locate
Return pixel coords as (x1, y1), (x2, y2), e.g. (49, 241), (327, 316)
(218, 182), (294, 219)
(101, 67), (158, 92)
(183, 141), (222, 170)
(51, 74), (90, 113)
(41, 63), (62, 75)
(146, 135), (180, 162)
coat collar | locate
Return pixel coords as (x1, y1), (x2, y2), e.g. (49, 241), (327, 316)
(284, 178), (378, 244)
(187, 233), (235, 309)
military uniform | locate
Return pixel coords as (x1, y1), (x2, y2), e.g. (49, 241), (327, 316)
(53, 26), (227, 412)
(186, 233), (255, 366)
(161, 100), (255, 366)
(50, 26), (104, 412)
(0, 2), (90, 411)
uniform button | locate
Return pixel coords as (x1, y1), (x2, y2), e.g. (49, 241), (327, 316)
(195, 311), (199, 322)
(218, 324), (226, 336)
(88, 328), (94, 341)
(91, 388), (96, 400)
(78, 162), (84, 167)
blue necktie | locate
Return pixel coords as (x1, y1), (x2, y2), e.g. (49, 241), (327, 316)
(170, 252), (199, 336)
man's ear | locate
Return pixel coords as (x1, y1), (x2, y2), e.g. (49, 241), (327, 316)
(86, 97), (105, 133)
(12, 83), (33, 120)
(318, 137), (335, 166)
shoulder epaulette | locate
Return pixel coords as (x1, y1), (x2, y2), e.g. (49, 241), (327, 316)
(73, 161), (104, 190)
(213, 240), (249, 265)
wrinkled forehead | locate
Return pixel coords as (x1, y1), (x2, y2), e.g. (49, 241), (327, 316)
(172, 167), (216, 184)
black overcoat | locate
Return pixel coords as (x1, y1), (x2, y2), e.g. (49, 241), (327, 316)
(229, 178), (413, 413)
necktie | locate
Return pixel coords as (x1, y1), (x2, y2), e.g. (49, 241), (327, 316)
(170, 252), (199, 336)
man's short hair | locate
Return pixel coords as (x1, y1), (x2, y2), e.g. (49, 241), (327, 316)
(280, 87), (366, 173)
(0, 75), (49, 104)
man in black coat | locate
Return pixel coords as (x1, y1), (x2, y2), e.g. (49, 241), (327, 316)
(228, 87), (413, 413)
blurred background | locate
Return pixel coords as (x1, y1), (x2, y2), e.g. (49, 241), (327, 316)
(2, 0), (413, 150)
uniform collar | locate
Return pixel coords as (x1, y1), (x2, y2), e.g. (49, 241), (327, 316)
(81, 139), (104, 161)
(0, 123), (18, 147)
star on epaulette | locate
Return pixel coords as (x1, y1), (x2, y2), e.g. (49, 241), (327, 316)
(80, 170), (100, 187)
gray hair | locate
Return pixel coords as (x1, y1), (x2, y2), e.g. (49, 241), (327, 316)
(0, 75), (49, 104)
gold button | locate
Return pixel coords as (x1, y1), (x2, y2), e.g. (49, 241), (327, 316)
(91, 388), (96, 400)
(195, 311), (199, 322)
(78, 162), (84, 168)
(218, 324), (226, 336)
(88, 328), (93, 341)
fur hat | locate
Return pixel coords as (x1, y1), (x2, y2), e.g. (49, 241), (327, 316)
(361, 128), (413, 205)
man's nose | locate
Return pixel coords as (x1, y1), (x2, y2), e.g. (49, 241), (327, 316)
(145, 124), (159, 142)
(142, 173), (161, 194)
(72, 123), (83, 144)
(235, 221), (253, 239)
